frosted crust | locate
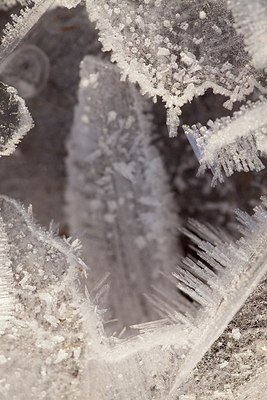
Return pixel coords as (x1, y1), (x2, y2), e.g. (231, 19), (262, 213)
(178, 277), (267, 399)
(86, 0), (258, 136)
(0, 196), (101, 400)
(0, 82), (33, 156)
(184, 98), (267, 185)
(0, 0), (80, 62)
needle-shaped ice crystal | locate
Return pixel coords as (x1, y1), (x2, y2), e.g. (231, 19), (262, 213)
(0, 0), (81, 62)
(85, 197), (267, 399)
(1, 195), (267, 398)
(184, 97), (267, 185)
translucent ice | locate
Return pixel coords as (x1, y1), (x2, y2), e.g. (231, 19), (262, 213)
(66, 56), (180, 332)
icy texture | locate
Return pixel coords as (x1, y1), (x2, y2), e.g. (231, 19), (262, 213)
(0, 214), (15, 335)
(184, 98), (267, 185)
(0, 44), (50, 98)
(0, 0), (56, 61)
(66, 56), (180, 331)
(0, 0), (80, 62)
(85, 0), (257, 136)
(0, 82), (33, 155)
(85, 197), (267, 399)
(229, 0), (267, 71)
(1, 197), (267, 398)
(0, 195), (101, 400)
(178, 276), (267, 399)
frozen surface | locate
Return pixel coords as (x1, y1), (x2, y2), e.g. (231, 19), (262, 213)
(0, 82), (33, 155)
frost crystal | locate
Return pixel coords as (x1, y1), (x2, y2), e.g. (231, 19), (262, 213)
(66, 56), (180, 331)
(0, 195), (100, 399)
(0, 0), (56, 61)
(0, 0), (80, 62)
(184, 97), (267, 185)
(1, 192), (267, 398)
(0, 2), (266, 399)
(0, 82), (33, 156)
(85, 0), (258, 136)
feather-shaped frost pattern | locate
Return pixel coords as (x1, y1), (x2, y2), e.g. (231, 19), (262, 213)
(66, 56), (180, 332)
(0, 82), (33, 155)
(85, 0), (257, 136)
(228, 0), (267, 71)
(184, 98), (267, 185)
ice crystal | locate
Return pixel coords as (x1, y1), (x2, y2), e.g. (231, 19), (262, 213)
(66, 56), (180, 331)
(184, 97), (267, 185)
(85, 198), (267, 399)
(85, 0), (259, 136)
(0, 195), (98, 399)
(0, 82), (33, 155)
(0, 2), (266, 399)
(1, 195), (267, 398)
(0, 0), (80, 62)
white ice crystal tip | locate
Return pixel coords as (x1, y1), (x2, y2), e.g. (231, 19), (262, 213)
(86, 0), (258, 136)
(1, 195), (267, 398)
(0, 82), (33, 156)
(0, 44), (50, 99)
(66, 56), (180, 332)
(184, 97), (267, 185)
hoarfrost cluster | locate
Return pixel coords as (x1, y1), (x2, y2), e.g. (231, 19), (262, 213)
(0, 1), (266, 400)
